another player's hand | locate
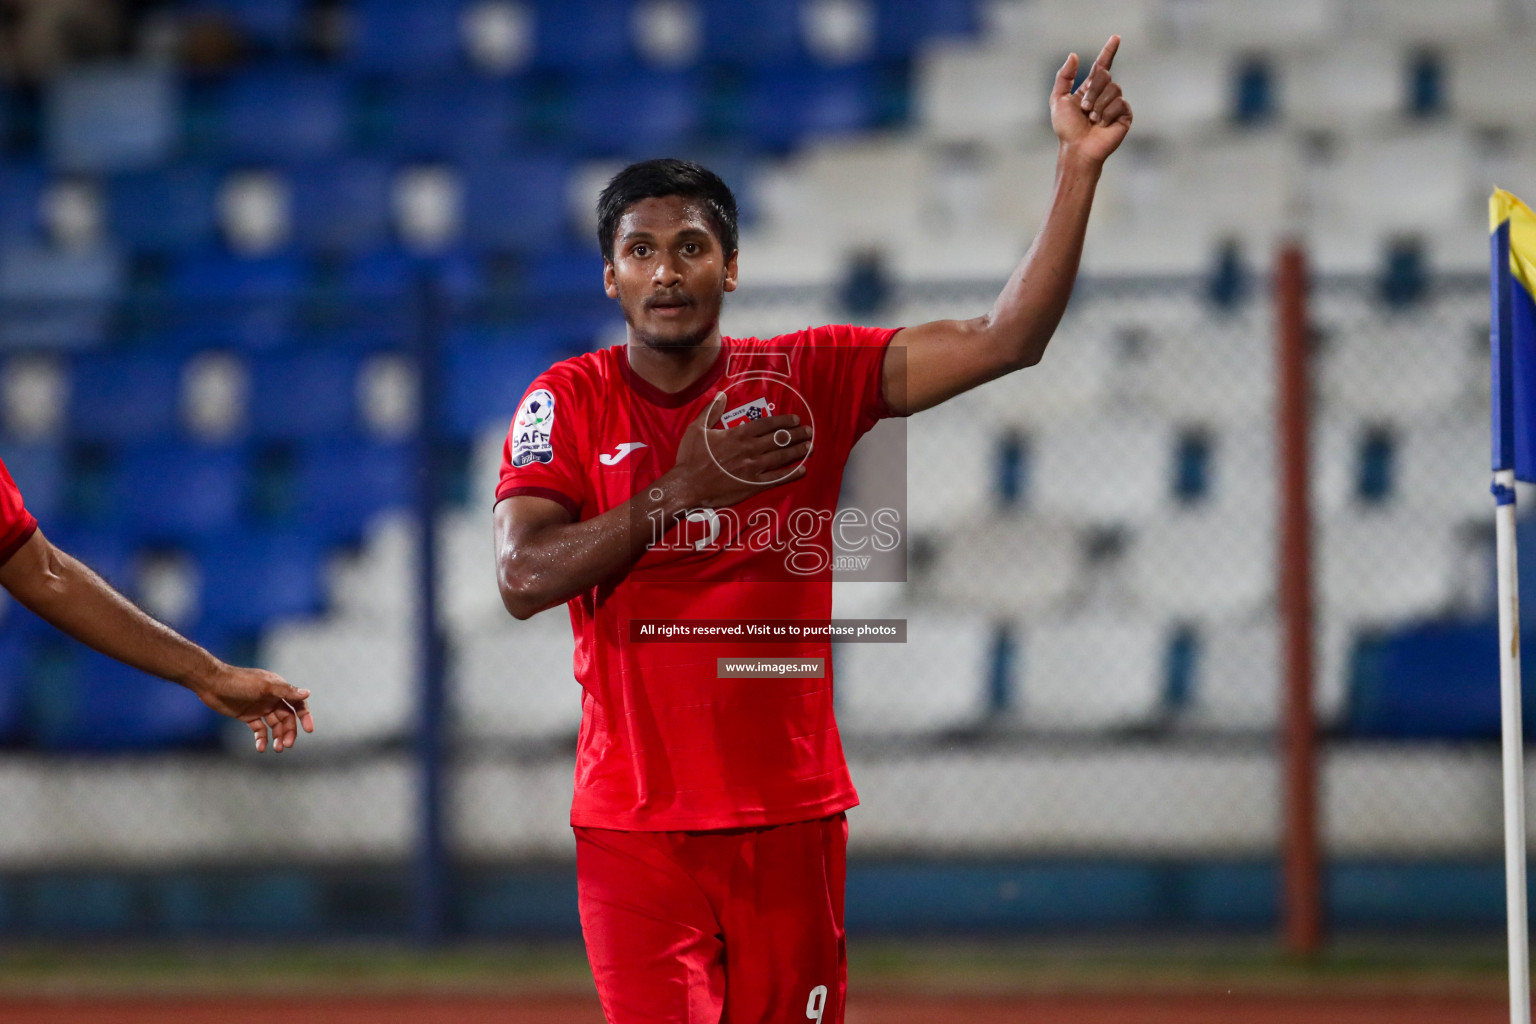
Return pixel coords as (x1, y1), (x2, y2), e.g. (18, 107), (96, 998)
(1050, 35), (1132, 164)
(192, 665), (314, 753)
(667, 391), (813, 510)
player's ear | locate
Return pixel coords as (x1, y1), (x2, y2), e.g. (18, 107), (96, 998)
(603, 259), (618, 299)
(723, 250), (738, 293)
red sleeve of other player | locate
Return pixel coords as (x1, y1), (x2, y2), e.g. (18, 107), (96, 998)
(495, 365), (590, 519)
(0, 456), (38, 566)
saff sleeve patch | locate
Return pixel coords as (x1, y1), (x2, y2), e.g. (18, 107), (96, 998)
(511, 388), (556, 467)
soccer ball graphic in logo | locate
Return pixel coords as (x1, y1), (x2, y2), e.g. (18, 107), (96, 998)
(520, 399), (549, 427)
(512, 388), (556, 467)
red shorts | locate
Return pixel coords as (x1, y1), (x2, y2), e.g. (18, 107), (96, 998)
(575, 813), (848, 1024)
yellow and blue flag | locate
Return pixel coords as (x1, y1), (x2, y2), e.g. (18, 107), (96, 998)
(1492, 188), (1536, 483)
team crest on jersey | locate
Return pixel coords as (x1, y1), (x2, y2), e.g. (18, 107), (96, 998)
(512, 388), (555, 467)
(721, 395), (773, 429)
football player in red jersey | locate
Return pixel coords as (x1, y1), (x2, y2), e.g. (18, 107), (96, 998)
(0, 456), (313, 753)
(495, 37), (1130, 1024)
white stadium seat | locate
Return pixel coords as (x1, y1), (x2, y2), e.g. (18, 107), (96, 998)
(1079, 212), (1216, 276)
(914, 40), (1046, 144)
(1159, 0), (1335, 49)
(1309, 414), (1362, 516)
(1184, 617), (1354, 731)
(454, 620), (584, 743)
(1343, 0), (1505, 41)
(325, 512), (416, 626)
(440, 508), (508, 636)
(836, 611), (995, 735)
(261, 622), (414, 744)
(1030, 414), (1175, 524)
(1010, 615), (1166, 731)
(1318, 511), (1461, 625)
(1129, 320), (1274, 426)
(1285, 43), (1405, 130)
(926, 142), (1062, 244)
(1396, 414), (1491, 521)
(1206, 425), (1277, 519)
(799, 137), (927, 251)
(830, 579), (910, 619)
(905, 400), (1000, 534)
(1146, 134), (1301, 248)
(970, 325), (1116, 430)
(1450, 39), (1536, 127)
(1306, 130), (1472, 237)
(1319, 319), (1474, 420)
(984, 0), (1157, 57)
(929, 516), (1083, 615)
(1109, 48), (1230, 138)
(1123, 511), (1274, 620)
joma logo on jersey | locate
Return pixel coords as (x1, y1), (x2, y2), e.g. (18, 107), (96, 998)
(512, 389), (556, 467)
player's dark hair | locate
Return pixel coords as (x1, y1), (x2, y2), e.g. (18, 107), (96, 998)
(596, 158), (738, 263)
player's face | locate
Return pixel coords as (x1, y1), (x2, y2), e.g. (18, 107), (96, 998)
(604, 196), (738, 351)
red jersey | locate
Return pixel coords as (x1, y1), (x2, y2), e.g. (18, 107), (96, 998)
(497, 324), (900, 831)
(0, 456), (37, 566)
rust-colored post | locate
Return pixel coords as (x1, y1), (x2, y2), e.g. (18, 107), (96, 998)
(1277, 244), (1322, 957)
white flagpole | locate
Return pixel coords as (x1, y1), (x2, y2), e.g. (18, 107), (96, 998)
(1495, 468), (1532, 1024)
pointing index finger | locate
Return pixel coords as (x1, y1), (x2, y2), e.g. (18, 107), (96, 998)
(1092, 34), (1120, 72)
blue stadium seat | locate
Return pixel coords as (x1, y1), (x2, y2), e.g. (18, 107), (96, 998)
(67, 353), (184, 442)
(348, 0), (466, 75)
(0, 633), (32, 741)
(289, 160), (392, 253)
(461, 157), (572, 252)
(29, 646), (222, 751)
(874, 0), (978, 58)
(47, 65), (178, 173)
(168, 251), (305, 350)
(247, 351), (362, 439)
(566, 73), (703, 156)
(0, 442), (65, 523)
(533, 0), (636, 69)
(293, 439), (413, 539)
(107, 165), (218, 253)
(196, 528), (326, 629)
(701, 0), (804, 66)
(113, 442), (248, 542)
(1346, 620), (1521, 739)
(184, 0), (307, 50)
(0, 163), (43, 246)
(375, 78), (525, 159)
(519, 248), (605, 298)
(742, 66), (879, 147)
(216, 70), (349, 164)
(445, 328), (562, 437)
(0, 246), (121, 349)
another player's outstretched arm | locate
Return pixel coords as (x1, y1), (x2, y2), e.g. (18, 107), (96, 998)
(497, 391), (812, 619)
(0, 530), (313, 752)
(887, 35), (1132, 416)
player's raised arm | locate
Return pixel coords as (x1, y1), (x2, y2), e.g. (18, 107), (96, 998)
(884, 34), (1132, 415)
(0, 529), (314, 752)
(495, 391), (813, 620)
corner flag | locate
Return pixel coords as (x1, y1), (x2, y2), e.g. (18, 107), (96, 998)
(1493, 189), (1536, 480)
(1491, 187), (1535, 1024)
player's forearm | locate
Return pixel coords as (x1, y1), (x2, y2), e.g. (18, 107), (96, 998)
(498, 473), (698, 619)
(981, 144), (1102, 367)
(1, 534), (224, 689)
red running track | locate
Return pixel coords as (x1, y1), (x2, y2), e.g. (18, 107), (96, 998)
(0, 992), (1507, 1023)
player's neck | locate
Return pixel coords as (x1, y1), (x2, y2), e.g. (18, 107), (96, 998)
(625, 333), (724, 396)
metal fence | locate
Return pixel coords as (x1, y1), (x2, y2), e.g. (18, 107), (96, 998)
(0, 263), (1514, 939)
